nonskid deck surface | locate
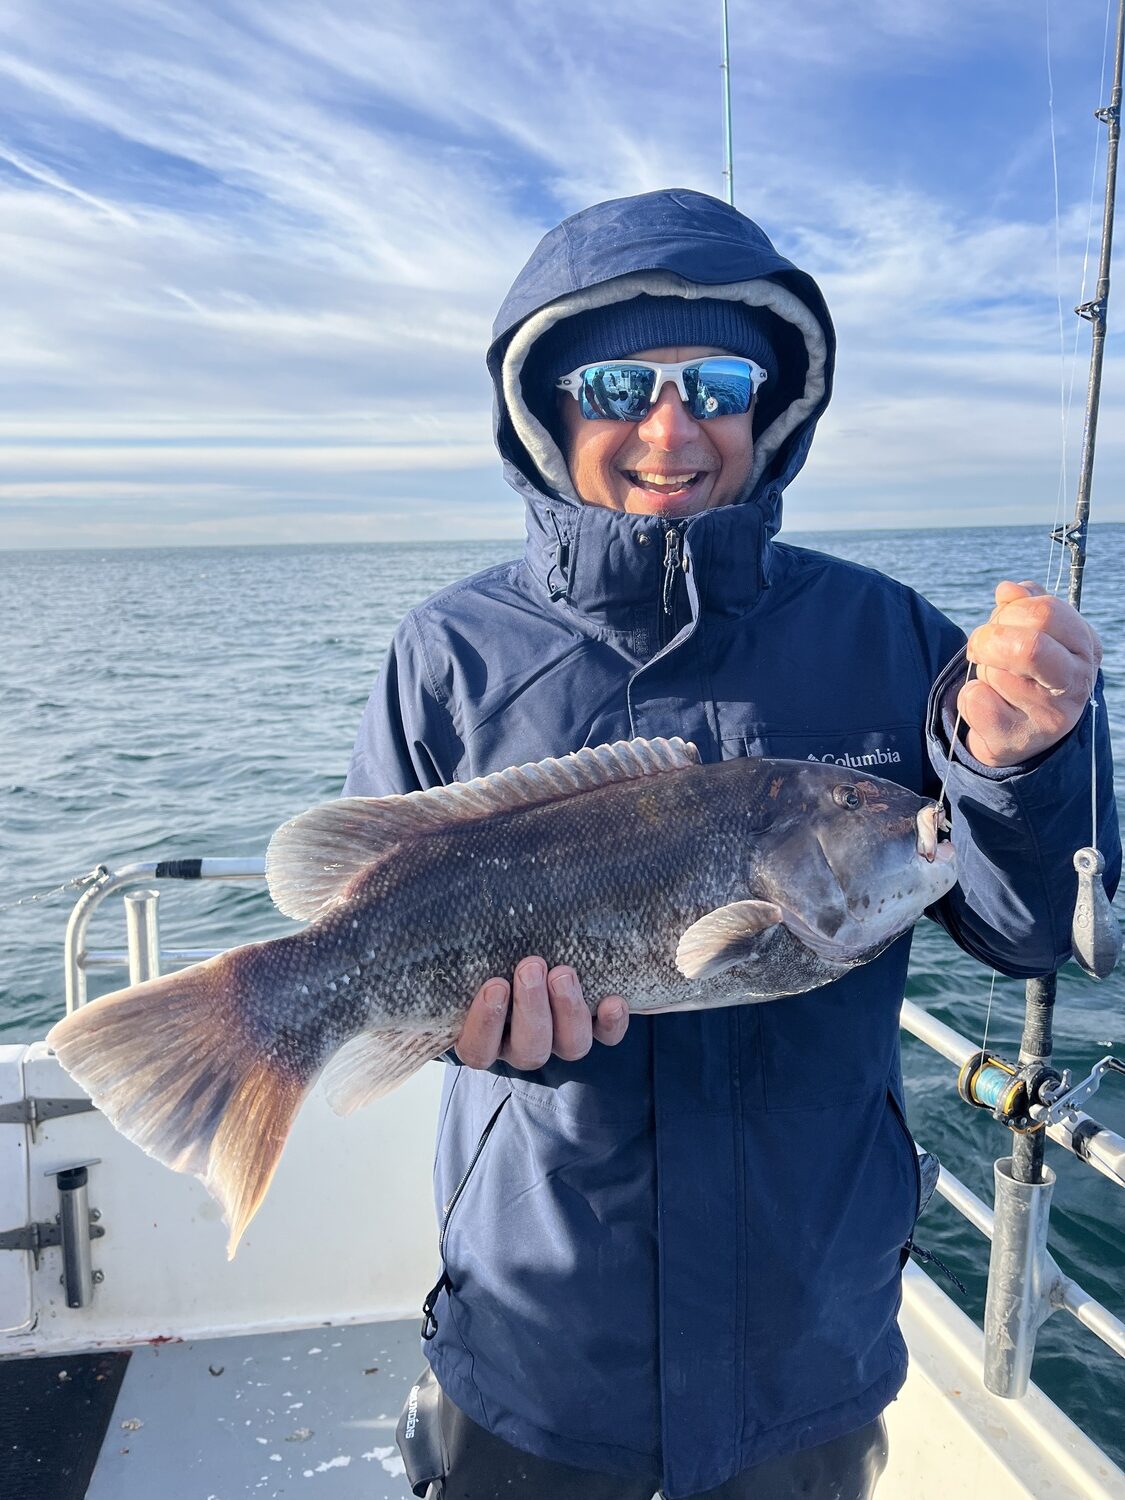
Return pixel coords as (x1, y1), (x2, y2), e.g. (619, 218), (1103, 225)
(86, 1317), (423, 1500)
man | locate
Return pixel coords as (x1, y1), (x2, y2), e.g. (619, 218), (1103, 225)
(345, 189), (1118, 1500)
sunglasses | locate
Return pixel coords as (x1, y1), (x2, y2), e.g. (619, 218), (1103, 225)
(556, 356), (768, 422)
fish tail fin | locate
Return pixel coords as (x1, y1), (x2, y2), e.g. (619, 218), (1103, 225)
(47, 954), (310, 1257)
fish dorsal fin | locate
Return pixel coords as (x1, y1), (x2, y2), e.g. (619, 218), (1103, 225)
(267, 736), (700, 921)
(675, 899), (784, 980)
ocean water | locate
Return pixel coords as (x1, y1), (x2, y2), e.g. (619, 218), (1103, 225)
(1, 524), (1123, 1464)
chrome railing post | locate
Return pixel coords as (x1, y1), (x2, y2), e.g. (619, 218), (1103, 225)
(124, 889), (161, 984)
(64, 867), (112, 1014)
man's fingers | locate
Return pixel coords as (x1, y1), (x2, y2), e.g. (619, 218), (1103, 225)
(546, 966), (594, 1061)
(982, 588), (1101, 666)
(501, 956), (554, 1071)
(994, 579), (1046, 605)
(968, 624), (1087, 696)
(592, 995), (629, 1046)
(458, 961), (629, 1071)
(959, 678), (1031, 764)
(455, 978), (511, 1069)
(972, 664), (1078, 724)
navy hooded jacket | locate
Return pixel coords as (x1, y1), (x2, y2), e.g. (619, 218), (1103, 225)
(344, 189), (1120, 1498)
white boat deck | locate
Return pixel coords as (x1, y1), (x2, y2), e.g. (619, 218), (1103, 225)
(2, 1040), (1123, 1499)
(60, 1268), (1125, 1500)
(86, 1317), (421, 1500)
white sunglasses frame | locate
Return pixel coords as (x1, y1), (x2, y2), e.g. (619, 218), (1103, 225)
(555, 355), (768, 419)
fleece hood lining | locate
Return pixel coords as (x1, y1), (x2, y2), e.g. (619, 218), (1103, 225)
(501, 270), (828, 504)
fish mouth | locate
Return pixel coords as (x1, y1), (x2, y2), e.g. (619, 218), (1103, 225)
(916, 803), (954, 864)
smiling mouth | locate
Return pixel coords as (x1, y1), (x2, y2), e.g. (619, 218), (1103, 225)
(625, 470), (706, 494)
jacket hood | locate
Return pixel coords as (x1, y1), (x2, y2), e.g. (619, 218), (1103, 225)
(486, 188), (836, 538)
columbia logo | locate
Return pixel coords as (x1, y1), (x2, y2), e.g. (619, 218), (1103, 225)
(807, 748), (901, 768)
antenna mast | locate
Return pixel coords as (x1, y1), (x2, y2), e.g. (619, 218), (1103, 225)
(720, 0), (734, 205)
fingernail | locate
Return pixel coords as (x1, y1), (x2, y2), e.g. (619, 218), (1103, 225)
(603, 1000), (624, 1024)
(483, 981), (507, 1006)
(555, 971), (577, 1001)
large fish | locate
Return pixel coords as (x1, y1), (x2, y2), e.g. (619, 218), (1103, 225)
(48, 737), (956, 1254)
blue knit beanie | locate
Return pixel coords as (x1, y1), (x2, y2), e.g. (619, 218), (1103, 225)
(522, 294), (779, 429)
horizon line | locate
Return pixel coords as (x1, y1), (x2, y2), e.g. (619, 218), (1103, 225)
(5, 517), (1122, 554)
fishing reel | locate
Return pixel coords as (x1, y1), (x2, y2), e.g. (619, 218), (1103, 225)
(956, 1053), (1062, 1133)
(958, 1050), (1125, 1133)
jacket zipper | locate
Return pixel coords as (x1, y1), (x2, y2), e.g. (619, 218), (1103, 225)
(660, 523), (688, 641)
(420, 1091), (511, 1340)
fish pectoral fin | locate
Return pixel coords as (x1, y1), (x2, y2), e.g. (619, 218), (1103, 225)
(675, 900), (785, 980)
(320, 1027), (459, 1116)
(267, 737), (700, 922)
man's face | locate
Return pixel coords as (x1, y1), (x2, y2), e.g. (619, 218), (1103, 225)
(557, 345), (756, 519)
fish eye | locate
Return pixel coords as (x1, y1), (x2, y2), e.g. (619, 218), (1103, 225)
(833, 785), (862, 810)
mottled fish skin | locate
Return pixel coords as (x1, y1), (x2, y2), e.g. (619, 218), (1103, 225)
(290, 756), (949, 1034)
(47, 744), (957, 1253)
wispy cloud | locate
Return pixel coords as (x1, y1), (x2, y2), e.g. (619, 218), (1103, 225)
(0, 0), (1121, 545)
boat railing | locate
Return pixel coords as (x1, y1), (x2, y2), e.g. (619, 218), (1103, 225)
(63, 857), (266, 1011)
(57, 860), (1125, 1386)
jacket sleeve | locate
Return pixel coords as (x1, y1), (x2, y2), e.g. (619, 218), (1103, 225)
(343, 613), (461, 798)
(924, 640), (1121, 979)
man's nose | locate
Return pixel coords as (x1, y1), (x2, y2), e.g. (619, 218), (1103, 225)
(635, 385), (700, 447)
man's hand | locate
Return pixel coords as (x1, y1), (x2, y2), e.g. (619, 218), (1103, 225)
(454, 956), (629, 1071)
(959, 581), (1102, 767)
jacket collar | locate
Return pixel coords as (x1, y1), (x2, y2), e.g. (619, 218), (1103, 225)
(523, 491), (775, 631)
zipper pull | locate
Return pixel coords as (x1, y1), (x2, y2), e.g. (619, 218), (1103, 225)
(662, 526), (685, 615)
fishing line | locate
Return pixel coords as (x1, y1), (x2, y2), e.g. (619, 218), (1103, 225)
(937, 659), (973, 813)
(1090, 695), (1100, 845)
(980, 969), (999, 1059)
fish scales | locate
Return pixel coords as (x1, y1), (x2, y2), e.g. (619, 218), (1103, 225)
(335, 762), (758, 1026)
(47, 738), (957, 1253)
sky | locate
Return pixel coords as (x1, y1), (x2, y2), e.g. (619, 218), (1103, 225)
(1, 0), (1123, 547)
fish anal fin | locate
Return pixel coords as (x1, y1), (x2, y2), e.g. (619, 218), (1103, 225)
(267, 736), (701, 922)
(675, 900), (784, 980)
(320, 1028), (457, 1115)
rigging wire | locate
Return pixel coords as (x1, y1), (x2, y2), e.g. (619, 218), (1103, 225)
(0, 868), (105, 913)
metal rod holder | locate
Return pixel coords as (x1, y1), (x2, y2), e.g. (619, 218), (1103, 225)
(46, 1163), (98, 1309)
(124, 888), (161, 985)
(983, 1158), (1057, 1397)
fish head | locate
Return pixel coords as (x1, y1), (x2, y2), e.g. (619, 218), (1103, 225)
(751, 762), (958, 964)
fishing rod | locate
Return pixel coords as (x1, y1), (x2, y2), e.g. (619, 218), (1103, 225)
(720, 0), (734, 206)
(715, 0), (1123, 1393)
(950, 0), (1125, 1399)
(959, 0), (1124, 1170)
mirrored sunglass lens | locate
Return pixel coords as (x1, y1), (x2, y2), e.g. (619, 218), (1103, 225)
(684, 358), (754, 419)
(579, 365), (656, 420)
